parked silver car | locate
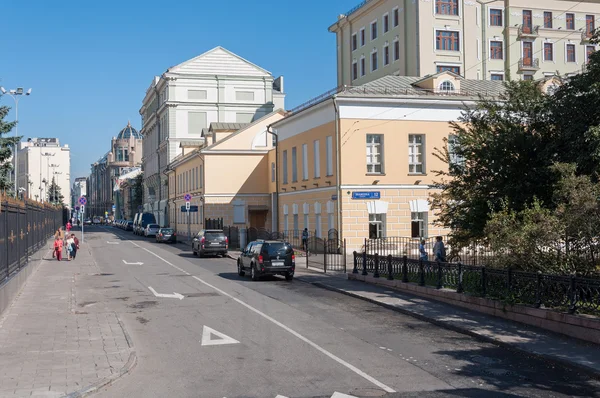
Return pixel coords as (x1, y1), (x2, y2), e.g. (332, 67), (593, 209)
(144, 224), (161, 237)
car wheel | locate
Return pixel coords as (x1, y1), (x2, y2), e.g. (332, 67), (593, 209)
(198, 250), (204, 258)
(251, 265), (259, 281)
(192, 247), (197, 256)
(237, 260), (245, 277)
(285, 272), (294, 281)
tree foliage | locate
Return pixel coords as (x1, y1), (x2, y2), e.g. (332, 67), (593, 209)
(47, 177), (64, 205)
(131, 173), (143, 213)
(0, 96), (18, 194)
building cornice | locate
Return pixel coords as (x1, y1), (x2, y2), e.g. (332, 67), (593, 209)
(200, 149), (269, 155)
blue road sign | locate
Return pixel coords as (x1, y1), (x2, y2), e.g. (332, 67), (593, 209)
(181, 205), (199, 213)
(78, 196), (87, 205)
(75, 206), (80, 211)
(184, 194), (192, 202)
(351, 191), (381, 200)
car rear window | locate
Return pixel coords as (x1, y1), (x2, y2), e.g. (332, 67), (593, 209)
(161, 229), (173, 233)
(148, 224), (160, 228)
(205, 232), (225, 240)
(264, 242), (292, 256)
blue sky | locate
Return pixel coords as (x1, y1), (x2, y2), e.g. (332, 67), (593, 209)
(0, 0), (358, 180)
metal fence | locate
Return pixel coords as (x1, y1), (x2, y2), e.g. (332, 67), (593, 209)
(354, 252), (600, 316)
(0, 197), (64, 284)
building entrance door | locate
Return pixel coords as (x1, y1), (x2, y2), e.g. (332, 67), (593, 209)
(249, 210), (267, 229)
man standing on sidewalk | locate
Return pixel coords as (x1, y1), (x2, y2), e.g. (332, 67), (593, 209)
(71, 233), (79, 260)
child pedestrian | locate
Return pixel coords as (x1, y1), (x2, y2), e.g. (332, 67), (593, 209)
(53, 237), (63, 261)
(66, 235), (75, 261)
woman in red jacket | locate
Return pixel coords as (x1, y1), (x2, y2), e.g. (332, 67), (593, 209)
(53, 237), (63, 261)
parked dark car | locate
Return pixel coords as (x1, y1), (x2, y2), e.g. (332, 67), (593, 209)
(125, 221), (134, 231)
(156, 228), (176, 243)
(237, 240), (295, 281)
(192, 229), (228, 257)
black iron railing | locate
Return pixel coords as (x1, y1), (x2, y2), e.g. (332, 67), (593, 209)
(353, 252), (600, 316)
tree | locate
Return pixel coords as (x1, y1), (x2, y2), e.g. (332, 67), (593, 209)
(131, 173), (143, 213)
(47, 177), (64, 205)
(0, 95), (18, 195)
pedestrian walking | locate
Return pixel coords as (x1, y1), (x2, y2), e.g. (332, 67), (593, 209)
(53, 237), (63, 261)
(71, 234), (79, 259)
(433, 236), (447, 263)
(419, 239), (428, 262)
(66, 221), (72, 234)
(302, 228), (309, 252)
(66, 235), (75, 261)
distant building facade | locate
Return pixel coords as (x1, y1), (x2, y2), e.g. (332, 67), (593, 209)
(329, 0), (599, 85)
(139, 46), (285, 227)
(16, 138), (71, 206)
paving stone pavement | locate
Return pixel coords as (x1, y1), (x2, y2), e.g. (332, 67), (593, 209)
(0, 235), (134, 397)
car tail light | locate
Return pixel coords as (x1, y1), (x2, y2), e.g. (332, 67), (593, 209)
(173, 233), (176, 236)
(258, 255), (264, 264)
(292, 254), (295, 263)
(225, 236), (229, 248)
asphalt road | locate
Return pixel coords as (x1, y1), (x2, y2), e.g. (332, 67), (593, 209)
(78, 225), (600, 398)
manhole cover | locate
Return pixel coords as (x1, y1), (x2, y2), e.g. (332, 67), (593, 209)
(471, 355), (499, 365)
(350, 387), (387, 397)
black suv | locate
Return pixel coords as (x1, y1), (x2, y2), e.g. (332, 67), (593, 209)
(192, 229), (228, 257)
(237, 240), (295, 281)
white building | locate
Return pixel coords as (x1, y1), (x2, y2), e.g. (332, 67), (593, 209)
(71, 177), (87, 204)
(139, 46), (285, 226)
(16, 138), (71, 206)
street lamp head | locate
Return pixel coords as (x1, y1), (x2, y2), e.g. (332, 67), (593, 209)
(16, 87), (23, 95)
(9, 90), (16, 95)
(0, 87), (5, 94)
(26, 88), (32, 96)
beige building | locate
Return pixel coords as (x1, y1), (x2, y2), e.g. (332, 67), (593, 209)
(165, 111), (285, 239)
(271, 71), (505, 252)
(329, 0), (599, 84)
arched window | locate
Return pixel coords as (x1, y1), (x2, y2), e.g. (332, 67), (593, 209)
(439, 80), (455, 92)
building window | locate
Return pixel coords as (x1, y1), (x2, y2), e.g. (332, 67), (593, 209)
(371, 21), (378, 40)
(271, 162), (275, 182)
(360, 28), (366, 46)
(188, 112), (207, 134)
(439, 80), (455, 92)
(384, 44), (390, 65)
(291, 146), (298, 182)
(436, 31), (460, 51)
(293, 214), (299, 233)
(437, 65), (460, 74)
(352, 33), (358, 51)
(411, 212), (427, 238)
(360, 57), (366, 76)
(352, 61), (358, 80)
(394, 40), (400, 61)
(366, 134), (383, 174)
(315, 213), (322, 238)
(436, 0), (458, 16)
(282, 150), (288, 184)
(314, 140), (320, 178)
(326, 136), (333, 176)
(566, 13), (574, 30)
(490, 41), (503, 59)
(522, 10), (532, 32)
(408, 134), (424, 174)
(490, 73), (504, 81)
(448, 134), (464, 167)
(371, 50), (378, 71)
(284, 214), (289, 231)
(567, 44), (576, 63)
(393, 8), (399, 27)
(544, 12), (553, 29)
(199, 165), (203, 188)
(302, 143), (308, 180)
(586, 15), (595, 37)
(383, 13), (389, 33)
(328, 212), (334, 233)
(369, 214), (386, 239)
(544, 43), (554, 61)
(303, 213), (309, 230)
(490, 9), (503, 26)
(587, 46), (596, 63)
(523, 74), (534, 81)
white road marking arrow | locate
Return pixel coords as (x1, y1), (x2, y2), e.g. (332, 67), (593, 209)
(122, 260), (144, 265)
(107, 241), (120, 244)
(148, 286), (184, 300)
(331, 393), (359, 398)
(200, 326), (240, 346)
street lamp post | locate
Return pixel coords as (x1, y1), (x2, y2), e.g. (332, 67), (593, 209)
(40, 152), (54, 203)
(0, 86), (32, 197)
(52, 171), (62, 206)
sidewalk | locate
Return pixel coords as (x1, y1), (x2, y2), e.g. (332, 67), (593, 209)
(292, 271), (600, 378)
(0, 235), (135, 398)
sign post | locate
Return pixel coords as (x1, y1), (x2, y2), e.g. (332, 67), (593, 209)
(78, 196), (87, 243)
(184, 194), (192, 242)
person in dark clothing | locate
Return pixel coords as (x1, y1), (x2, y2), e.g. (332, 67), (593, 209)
(70, 234), (79, 259)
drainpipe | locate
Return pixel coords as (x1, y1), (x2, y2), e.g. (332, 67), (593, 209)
(415, 0), (421, 76)
(266, 124), (279, 232)
(332, 97), (342, 240)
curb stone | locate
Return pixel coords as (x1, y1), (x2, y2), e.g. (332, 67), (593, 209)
(305, 279), (600, 381)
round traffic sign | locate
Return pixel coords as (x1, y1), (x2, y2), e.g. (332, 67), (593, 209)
(184, 194), (192, 202)
(79, 196), (87, 205)
(75, 206), (80, 211)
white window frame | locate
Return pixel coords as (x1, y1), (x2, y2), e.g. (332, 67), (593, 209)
(411, 212), (428, 238)
(489, 39), (504, 60)
(393, 38), (400, 61)
(303, 214), (309, 230)
(293, 214), (299, 234)
(360, 27), (366, 47)
(360, 56), (366, 76)
(291, 146), (298, 182)
(490, 72), (504, 81)
(352, 60), (358, 80)
(315, 213), (322, 238)
(368, 214), (386, 239)
(543, 41), (555, 62)
(383, 43), (390, 66)
(383, 12), (389, 33)
(371, 20), (378, 41)
(489, 8), (503, 27)
(434, 28), (461, 52)
(438, 80), (455, 92)
(408, 134), (425, 174)
(326, 136), (333, 176)
(392, 7), (399, 27)
(313, 140), (320, 178)
(282, 150), (288, 184)
(366, 134), (384, 174)
(586, 45), (597, 63)
(565, 42), (577, 64)
(302, 143), (308, 180)
(371, 49), (378, 72)
(352, 33), (358, 51)
(284, 214), (289, 231)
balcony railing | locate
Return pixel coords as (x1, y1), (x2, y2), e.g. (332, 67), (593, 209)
(518, 24), (539, 38)
(518, 57), (540, 70)
(582, 30), (594, 41)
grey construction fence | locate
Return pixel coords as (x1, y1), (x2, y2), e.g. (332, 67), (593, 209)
(0, 197), (64, 284)
(354, 252), (600, 316)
